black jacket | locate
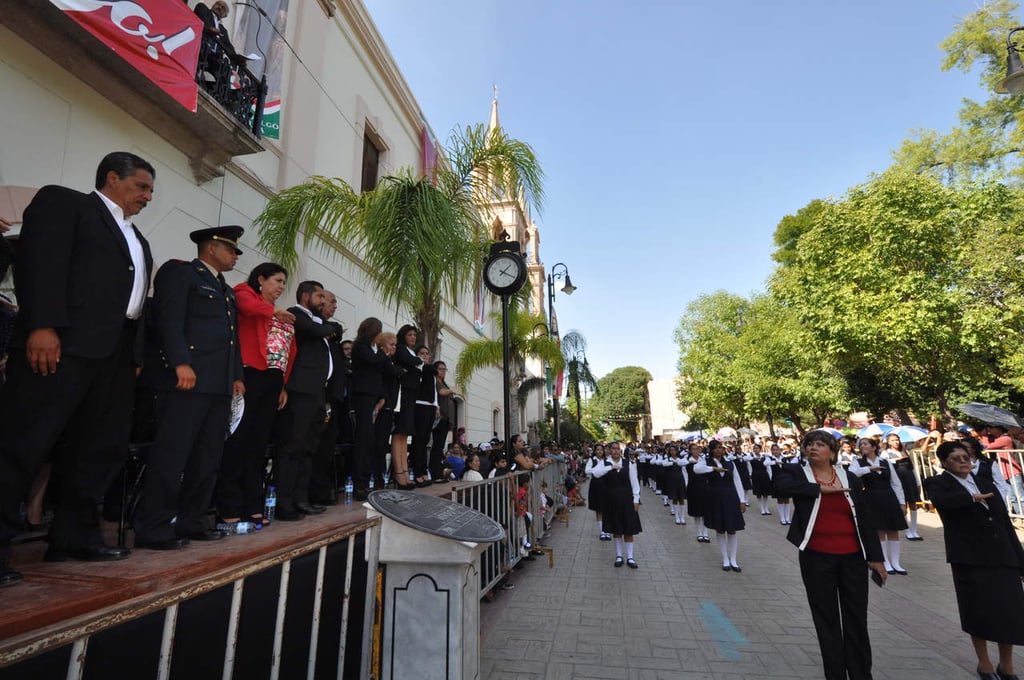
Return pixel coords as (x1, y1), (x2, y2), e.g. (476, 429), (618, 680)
(350, 342), (402, 400)
(773, 462), (884, 562)
(11, 186), (153, 363)
(145, 259), (242, 395)
(924, 471), (1024, 572)
(284, 306), (336, 397)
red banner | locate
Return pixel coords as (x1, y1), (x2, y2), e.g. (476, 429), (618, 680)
(52, 0), (203, 112)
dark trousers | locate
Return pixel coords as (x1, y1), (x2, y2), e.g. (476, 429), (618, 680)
(274, 391), (325, 510)
(410, 404), (435, 478)
(309, 399), (344, 503)
(351, 392), (377, 487)
(0, 324), (136, 556)
(373, 409), (393, 480)
(133, 390), (231, 542)
(217, 367), (282, 520)
(429, 416), (450, 479)
(799, 549), (873, 680)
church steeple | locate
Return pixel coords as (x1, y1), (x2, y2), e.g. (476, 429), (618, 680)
(487, 84), (500, 135)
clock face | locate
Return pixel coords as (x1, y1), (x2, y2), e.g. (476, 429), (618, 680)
(484, 252), (526, 295)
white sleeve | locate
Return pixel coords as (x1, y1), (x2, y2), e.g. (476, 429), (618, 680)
(592, 462), (612, 479)
(848, 459), (871, 478)
(887, 461), (906, 505)
(629, 461), (640, 503)
(693, 460), (715, 474)
(680, 463), (688, 485)
(766, 463), (773, 482)
(732, 465), (747, 505)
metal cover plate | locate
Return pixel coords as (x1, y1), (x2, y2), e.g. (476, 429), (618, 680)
(367, 490), (505, 543)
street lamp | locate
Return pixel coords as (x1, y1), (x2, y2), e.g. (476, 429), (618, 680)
(546, 262), (576, 442)
(997, 27), (1024, 94)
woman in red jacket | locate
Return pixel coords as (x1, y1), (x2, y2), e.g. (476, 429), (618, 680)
(216, 262), (297, 527)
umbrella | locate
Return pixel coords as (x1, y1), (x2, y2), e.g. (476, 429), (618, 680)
(815, 427), (845, 440)
(888, 425), (928, 444)
(715, 426), (738, 441)
(857, 423), (893, 438)
(956, 402), (1023, 429)
(737, 427), (758, 436)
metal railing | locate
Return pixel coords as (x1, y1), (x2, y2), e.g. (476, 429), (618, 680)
(446, 461), (570, 595)
(0, 519), (379, 680)
(195, 34), (266, 137)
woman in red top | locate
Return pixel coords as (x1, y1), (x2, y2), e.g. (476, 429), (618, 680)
(216, 262), (297, 527)
(774, 430), (887, 680)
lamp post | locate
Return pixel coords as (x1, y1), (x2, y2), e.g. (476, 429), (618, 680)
(546, 262), (576, 443)
(997, 27), (1024, 94)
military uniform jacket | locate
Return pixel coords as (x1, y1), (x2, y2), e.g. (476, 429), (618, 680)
(147, 258), (242, 395)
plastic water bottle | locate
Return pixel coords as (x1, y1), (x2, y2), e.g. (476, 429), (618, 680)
(215, 521), (253, 535)
(264, 486), (277, 524)
(344, 476), (354, 505)
(382, 471), (390, 488)
(235, 521), (254, 535)
(408, 469), (415, 484)
(368, 475), (375, 492)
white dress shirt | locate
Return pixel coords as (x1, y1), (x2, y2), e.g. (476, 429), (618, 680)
(294, 304), (333, 382)
(94, 190), (147, 320)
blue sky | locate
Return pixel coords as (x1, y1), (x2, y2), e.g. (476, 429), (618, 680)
(362, 0), (993, 381)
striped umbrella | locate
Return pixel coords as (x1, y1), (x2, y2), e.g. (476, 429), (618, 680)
(857, 423), (894, 438)
(888, 425), (929, 443)
(816, 427), (845, 440)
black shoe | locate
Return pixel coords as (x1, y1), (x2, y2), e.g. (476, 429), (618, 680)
(183, 530), (228, 541)
(731, 565), (742, 573)
(614, 556), (623, 567)
(723, 565), (731, 571)
(626, 558), (638, 569)
(906, 535), (924, 541)
(893, 568), (908, 575)
(294, 502), (326, 515)
(979, 668), (1001, 680)
(996, 663), (1020, 680)
(396, 482), (417, 491)
(275, 509), (305, 521)
(415, 479), (431, 488)
(0, 567), (23, 587)
(134, 538), (189, 551)
(45, 543), (132, 561)
(887, 569), (897, 575)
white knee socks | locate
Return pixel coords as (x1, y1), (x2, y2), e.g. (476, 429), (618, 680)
(889, 540), (903, 571)
(880, 540), (892, 571)
(908, 510), (919, 538)
(615, 537), (624, 558)
(727, 533), (739, 567)
(625, 541), (634, 560)
(717, 534), (729, 566)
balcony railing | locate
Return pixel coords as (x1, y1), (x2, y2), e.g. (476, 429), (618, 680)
(195, 34), (267, 139)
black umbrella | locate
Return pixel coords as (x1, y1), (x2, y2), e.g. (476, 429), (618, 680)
(955, 402), (1023, 428)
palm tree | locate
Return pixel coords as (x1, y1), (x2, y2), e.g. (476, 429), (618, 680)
(561, 330), (599, 442)
(456, 306), (565, 436)
(253, 123), (544, 352)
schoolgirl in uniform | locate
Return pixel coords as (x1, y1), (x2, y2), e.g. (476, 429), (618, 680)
(772, 442), (794, 525)
(849, 437), (908, 574)
(637, 448), (651, 491)
(591, 441), (642, 568)
(695, 439), (748, 571)
(686, 442), (710, 542)
(749, 443), (774, 515)
(585, 444), (612, 540)
(662, 444), (687, 524)
(884, 433), (923, 541)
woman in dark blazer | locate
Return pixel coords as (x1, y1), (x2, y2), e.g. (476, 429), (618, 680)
(924, 441), (1024, 680)
(392, 325), (427, 485)
(774, 429), (887, 680)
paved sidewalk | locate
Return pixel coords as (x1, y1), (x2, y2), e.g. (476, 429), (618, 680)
(480, 481), (1024, 680)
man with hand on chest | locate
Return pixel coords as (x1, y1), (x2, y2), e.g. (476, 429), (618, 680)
(133, 226), (245, 549)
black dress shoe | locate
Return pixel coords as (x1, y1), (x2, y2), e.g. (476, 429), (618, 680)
(996, 663), (1020, 680)
(183, 530), (228, 541)
(415, 479), (431, 488)
(731, 565), (742, 573)
(294, 502), (326, 515)
(979, 668), (1001, 680)
(275, 509), (305, 521)
(0, 567), (23, 587)
(45, 543), (132, 561)
(134, 538), (189, 551)
(614, 557), (624, 567)
(722, 565), (731, 572)
(396, 482), (417, 491)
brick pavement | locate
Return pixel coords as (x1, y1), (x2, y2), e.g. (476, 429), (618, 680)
(480, 481), (1024, 680)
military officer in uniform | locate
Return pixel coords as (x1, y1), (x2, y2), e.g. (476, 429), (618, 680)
(133, 226), (245, 549)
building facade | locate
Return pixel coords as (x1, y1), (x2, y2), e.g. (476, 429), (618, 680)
(0, 0), (543, 444)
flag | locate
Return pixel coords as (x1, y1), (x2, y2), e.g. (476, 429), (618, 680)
(262, 99), (281, 139)
(52, 0), (202, 112)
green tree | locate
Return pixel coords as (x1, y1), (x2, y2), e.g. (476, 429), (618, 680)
(770, 169), (1019, 423)
(455, 306), (565, 435)
(560, 330), (599, 442)
(592, 366), (652, 442)
(254, 123), (544, 352)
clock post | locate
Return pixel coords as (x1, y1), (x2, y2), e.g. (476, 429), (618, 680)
(481, 236), (528, 457)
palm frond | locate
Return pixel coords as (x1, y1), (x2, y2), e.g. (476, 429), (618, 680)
(517, 376), (548, 409)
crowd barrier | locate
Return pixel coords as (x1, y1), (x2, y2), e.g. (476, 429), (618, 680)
(446, 460), (570, 595)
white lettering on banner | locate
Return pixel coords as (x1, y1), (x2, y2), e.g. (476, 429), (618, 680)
(49, 0), (198, 61)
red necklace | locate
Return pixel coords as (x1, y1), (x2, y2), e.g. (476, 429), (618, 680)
(814, 467), (837, 486)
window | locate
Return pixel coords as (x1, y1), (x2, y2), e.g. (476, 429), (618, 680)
(361, 131), (381, 193)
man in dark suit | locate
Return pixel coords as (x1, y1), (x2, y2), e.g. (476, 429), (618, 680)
(194, 1), (238, 58)
(133, 227), (245, 549)
(0, 152), (155, 586)
(309, 291), (347, 506)
(274, 281), (336, 520)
